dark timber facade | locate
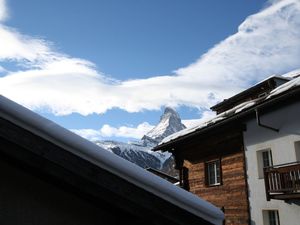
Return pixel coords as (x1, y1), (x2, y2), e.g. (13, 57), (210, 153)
(157, 125), (250, 225)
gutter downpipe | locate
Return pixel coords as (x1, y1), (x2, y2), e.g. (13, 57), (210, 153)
(255, 109), (279, 132)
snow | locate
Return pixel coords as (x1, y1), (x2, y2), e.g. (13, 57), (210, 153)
(0, 95), (224, 225)
(160, 98), (258, 145)
(281, 68), (300, 78)
(268, 75), (300, 98)
(95, 140), (171, 164)
(145, 107), (186, 141)
(147, 115), (171, 138)
(160, 71), (300, 146)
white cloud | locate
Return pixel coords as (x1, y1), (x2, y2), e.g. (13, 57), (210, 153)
(71, 122), (154, 141)
(0, 25), (53, 63)
(73, 111), (216, 141)
(0, 0), (8, 22)
(0, 0), (300, 116)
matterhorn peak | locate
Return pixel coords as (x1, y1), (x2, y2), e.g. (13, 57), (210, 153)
(164, 106), (177, 114)
(162, 106), (179, 118)
(142, 107), (186, 145)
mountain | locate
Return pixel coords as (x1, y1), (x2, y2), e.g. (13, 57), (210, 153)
(95, 140), (170, 169)
(141, 107), (186, 146)
(94, 107), (186, 173)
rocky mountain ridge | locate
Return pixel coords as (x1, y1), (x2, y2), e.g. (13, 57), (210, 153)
(141, 107), (186, 146)
(94, 107), (186, 175)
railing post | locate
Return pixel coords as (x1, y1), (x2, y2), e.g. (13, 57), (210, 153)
(264, 162), (300, 200)
(264, 167), (271, 201)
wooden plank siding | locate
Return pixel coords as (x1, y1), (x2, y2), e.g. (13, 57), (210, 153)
(184, 151), (249, 225)
(156, 123), (251, 224)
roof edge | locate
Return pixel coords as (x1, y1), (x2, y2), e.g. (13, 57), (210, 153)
(0, 95), (224, 225)
(154, 86), (300, 151)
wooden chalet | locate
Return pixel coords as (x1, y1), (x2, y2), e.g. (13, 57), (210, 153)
(154, 75), (300, 225)
(0, 95), (224, 225)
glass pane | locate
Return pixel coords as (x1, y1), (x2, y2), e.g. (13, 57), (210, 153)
(208, 163), (216, 184)
(262, 151), (271, 168)
(207, 161), (220, 185)
(268, 211), (279, 225)
(216, 161), (220, 183)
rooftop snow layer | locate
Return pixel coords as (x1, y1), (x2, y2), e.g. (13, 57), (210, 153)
(159, 73), (300, 146)
(0, 95), (224, 225)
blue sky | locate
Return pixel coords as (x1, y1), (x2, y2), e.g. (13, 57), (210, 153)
(0, 0), (300, 142)
(6, 0), (266, 78)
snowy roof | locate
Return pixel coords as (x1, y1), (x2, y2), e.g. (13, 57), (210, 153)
(0, 95), (224, 225)
(210, 75), (290, 112)
(158, 73), (300, 147)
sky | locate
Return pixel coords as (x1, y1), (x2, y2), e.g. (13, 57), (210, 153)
(0, 0), (300, 142)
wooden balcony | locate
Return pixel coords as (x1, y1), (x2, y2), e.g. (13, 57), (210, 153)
(264, 162), (300, 201)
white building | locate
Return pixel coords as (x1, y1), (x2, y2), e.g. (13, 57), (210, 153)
(244, 95), (300, 225)
(155, 70), (300, 225)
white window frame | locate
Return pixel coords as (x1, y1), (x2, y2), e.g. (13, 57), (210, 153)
(262, 210), (280, 225)
(206, 160), (221, 186)
(294, 141), (300, 161)
(257, 149), (273, 179)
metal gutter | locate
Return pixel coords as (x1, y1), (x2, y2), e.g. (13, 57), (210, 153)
(255, 109), (279, 132)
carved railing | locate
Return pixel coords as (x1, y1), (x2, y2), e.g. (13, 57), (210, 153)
(264, 162), (300, 201)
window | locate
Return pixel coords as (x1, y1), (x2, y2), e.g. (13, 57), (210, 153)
(262, 150), (273, 168)
(257, 149), (273, 178)
(205, 160), (221, 186)
(294, 141), (300, 161)
(263, 210), (280, 225)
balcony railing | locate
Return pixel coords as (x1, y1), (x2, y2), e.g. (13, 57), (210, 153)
(264, 161), (300, 201)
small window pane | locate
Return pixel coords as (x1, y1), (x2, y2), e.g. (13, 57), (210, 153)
(206, 160), (221, 186)
(268, 210), (280, 225)
(263, 210), (280, 225)
(216, 160), (220, 183)
(262, 151), (273, 168)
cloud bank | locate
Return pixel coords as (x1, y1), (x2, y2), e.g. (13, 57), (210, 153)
(0, 0), (300, 117)
(71, 110), (216, 141)
(72, 122), (154, 141)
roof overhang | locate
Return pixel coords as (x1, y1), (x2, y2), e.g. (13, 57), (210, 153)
(154, 86), (300, 152)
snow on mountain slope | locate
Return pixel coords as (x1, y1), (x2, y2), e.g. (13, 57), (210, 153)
(142, 107), (186, 145)
(94, 107), (186, 172)
(95, 140), (170, 169)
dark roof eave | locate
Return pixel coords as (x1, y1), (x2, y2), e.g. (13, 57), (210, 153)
(210, 76), (290, 111)
(154, 86), (300, 151)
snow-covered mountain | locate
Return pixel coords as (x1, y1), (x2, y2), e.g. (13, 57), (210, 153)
(95, 140), (170, 169)
(141, 107), (186, 146)
(94, 107), (186, 173)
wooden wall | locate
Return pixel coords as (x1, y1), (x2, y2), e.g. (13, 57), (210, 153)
(184, 151), (250, 225)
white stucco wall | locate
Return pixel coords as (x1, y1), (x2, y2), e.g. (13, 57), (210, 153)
(243, 101), (300, 225)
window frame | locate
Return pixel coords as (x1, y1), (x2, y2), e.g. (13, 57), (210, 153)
(257, 149), (273, 179)
(205, 159), (222, 187)
(262, 150), (273, 168)
(262, 210), (280, 225)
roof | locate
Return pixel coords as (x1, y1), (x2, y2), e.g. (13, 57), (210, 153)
(210, 75), (290, 113)
(146, 167), (179, 184)
(0, 95), (224, 225)
(155, 73), (300, 150)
